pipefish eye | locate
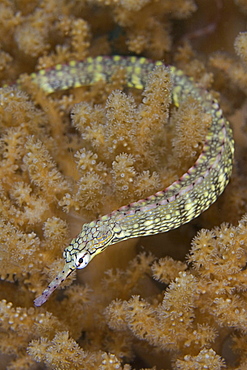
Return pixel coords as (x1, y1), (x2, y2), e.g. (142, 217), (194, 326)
(75, 251), (91, 269)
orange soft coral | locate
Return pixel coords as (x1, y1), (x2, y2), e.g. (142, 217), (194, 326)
(1, 0), (247, 369)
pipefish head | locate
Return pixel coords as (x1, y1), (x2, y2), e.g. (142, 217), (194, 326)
(34, 242), (92, 307)
(34, 220), (115, 306)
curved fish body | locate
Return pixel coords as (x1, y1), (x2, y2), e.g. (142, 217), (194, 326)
(21, 56), (234, 306)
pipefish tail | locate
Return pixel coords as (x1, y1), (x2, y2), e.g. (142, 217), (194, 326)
(15, 55), (233, 306)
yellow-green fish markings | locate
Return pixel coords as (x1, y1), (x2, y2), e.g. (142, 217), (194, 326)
(19, 55), (233, 306)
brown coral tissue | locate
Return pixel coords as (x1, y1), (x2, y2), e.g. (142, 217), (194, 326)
(1, 0), (247, 369)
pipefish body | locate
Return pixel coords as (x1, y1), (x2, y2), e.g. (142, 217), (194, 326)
(13, 55), (234, 306)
